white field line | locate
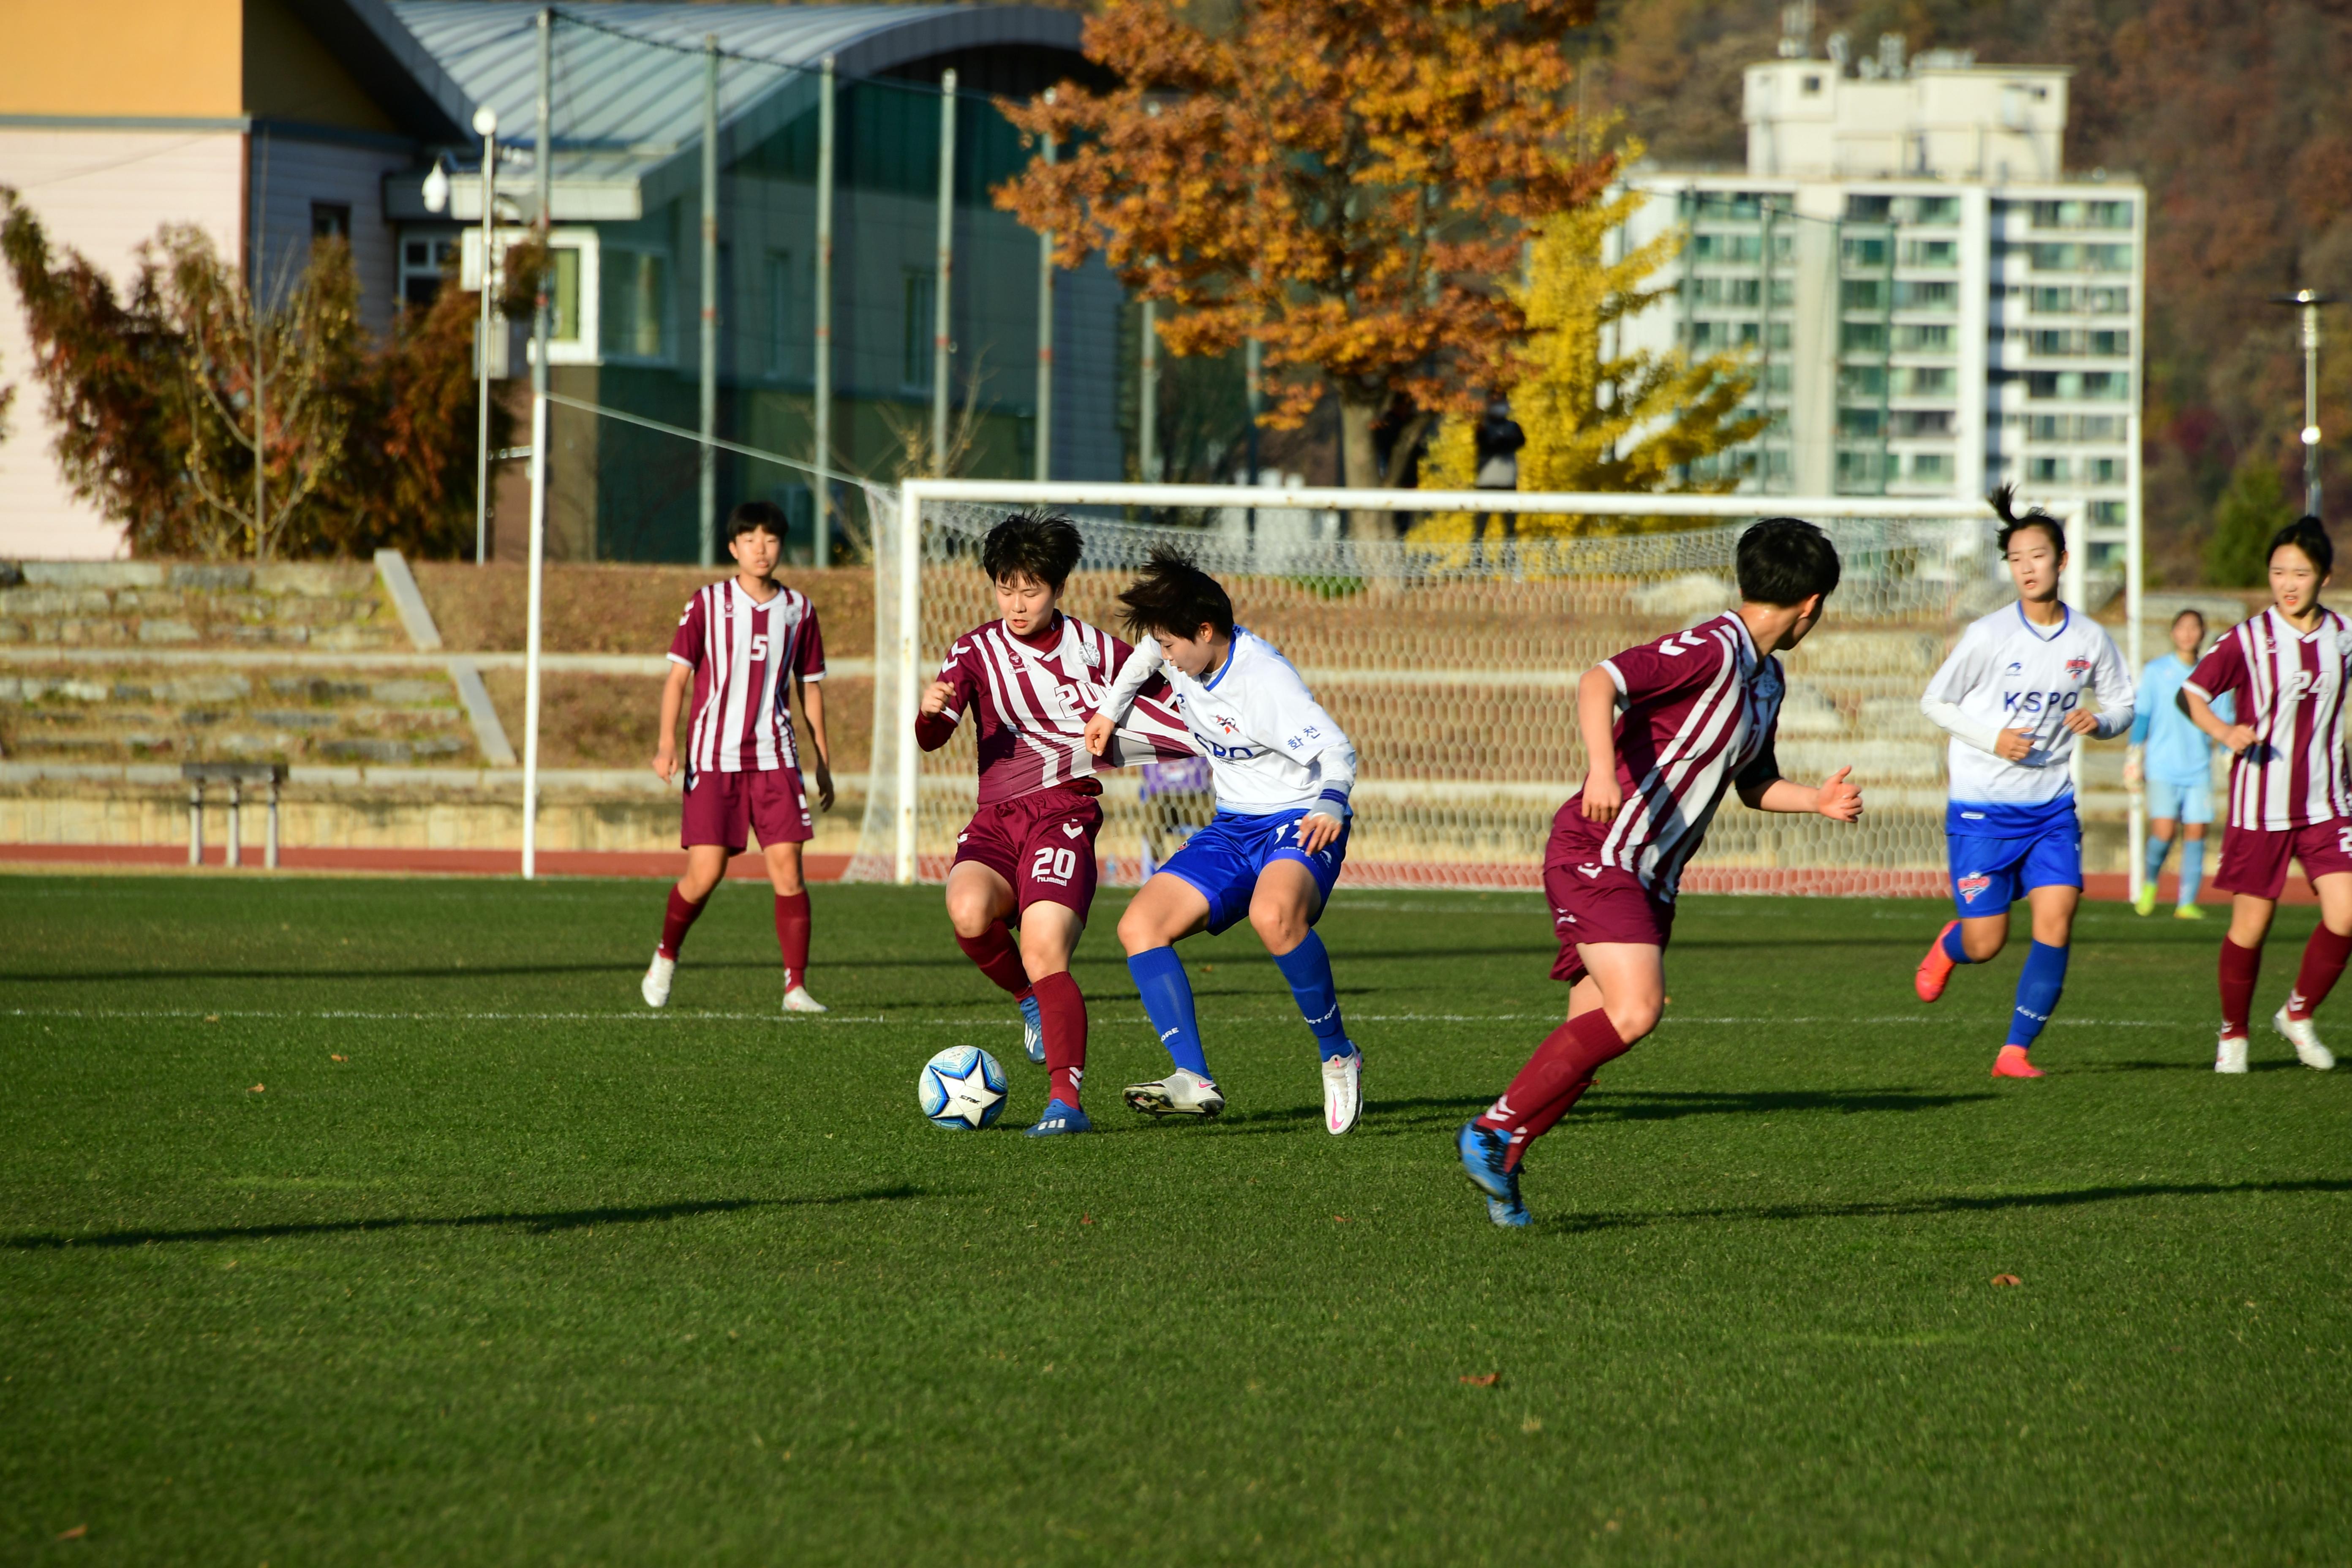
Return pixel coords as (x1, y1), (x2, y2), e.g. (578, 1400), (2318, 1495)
(2, 1007), (2188, 1029)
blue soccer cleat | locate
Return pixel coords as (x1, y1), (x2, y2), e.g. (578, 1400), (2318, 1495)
(1020, 992), (1045, 1064)
(1026, 1098), (1091, 1137)
(1457, 1120), (1528, 1228)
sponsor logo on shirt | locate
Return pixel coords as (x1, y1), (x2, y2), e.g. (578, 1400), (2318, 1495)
(1957, 873), (1993, 904)
(2064, 657), (2092, 678)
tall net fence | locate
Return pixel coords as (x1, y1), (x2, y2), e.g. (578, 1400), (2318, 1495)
(846, 491), (2122, 893)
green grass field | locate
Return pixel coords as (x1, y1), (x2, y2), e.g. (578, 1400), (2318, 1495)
(3, 874), (2348, 1564)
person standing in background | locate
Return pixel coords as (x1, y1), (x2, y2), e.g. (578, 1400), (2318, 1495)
(2129, 608), (2231, 919)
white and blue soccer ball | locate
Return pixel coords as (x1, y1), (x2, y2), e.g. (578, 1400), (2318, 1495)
(919, 1045), (1008, 1130)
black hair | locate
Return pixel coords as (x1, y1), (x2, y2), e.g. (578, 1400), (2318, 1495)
(1990, 485), (2067, 557)
(726, 499), (787, 543)
(1736, 517), (1841, 607)
(980, 509), (1083, 591)
(2267, 514), (2334, 577)
(1115, 546), (1236, 642)
(2171, 607), (2207, 630)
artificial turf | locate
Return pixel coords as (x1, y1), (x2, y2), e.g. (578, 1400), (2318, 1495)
(2, 873), (2348, 1565)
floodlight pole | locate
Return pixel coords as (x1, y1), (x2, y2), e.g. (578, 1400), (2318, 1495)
(1139, 297), (1158, 482)
(523, 4), (552, 880)
(697, 35), (720, 568)
(2272, 290), (2338, 516)
(930, 69), (957, 474)
(474, 106), (498, 567)
(811, 54), (835, 566)
(1034, 108), (1055, 483)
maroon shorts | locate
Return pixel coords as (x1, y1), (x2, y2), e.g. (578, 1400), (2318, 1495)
(681, 765), (811, 853)
(1542, 807), (1676, 986)
(2214, 818), (2352, 901)
(952, 784), (1103, 916)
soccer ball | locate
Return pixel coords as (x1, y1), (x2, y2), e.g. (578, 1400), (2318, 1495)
(919, 1045), (1008, 1130)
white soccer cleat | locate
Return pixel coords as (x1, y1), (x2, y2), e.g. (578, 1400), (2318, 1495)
(2215, 1033), (2250, 1074)
(782, 984), (828, 1015)
(1124, 1067), (1225, 1120)
(641, 951), (675, 1009)
(2272, 1006), (2336, 1071)
(1320, 1048), (1362, 1135)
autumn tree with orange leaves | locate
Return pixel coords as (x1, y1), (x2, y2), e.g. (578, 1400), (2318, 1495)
(996, 0), (1607, 536)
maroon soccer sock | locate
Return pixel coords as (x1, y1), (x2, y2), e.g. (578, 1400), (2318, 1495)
(2218, 937), (2263, 1038)
(774, 890), (812, 991)
(2287, 926), (2352, 1021)
(955, 920), (1033, 999)
(659, 886), (707, 959)
(1031, 969), (1087, 1108)
(1475, 1009), (1632, 1170)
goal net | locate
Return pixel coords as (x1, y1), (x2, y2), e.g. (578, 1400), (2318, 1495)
(844, 481), (2115, 897)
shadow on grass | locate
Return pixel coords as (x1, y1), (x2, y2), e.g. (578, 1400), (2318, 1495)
(1541, 1176), (2352, 1236)
(3, 1184), (924, 1252)
(1209, 1086), (1990, 1138)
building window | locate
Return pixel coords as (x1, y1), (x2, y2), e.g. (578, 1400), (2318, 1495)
(1767, 321), (1791, 351)
(1840, 321), (1886, 354)
(2077, 415), (2123, 440)
(1846, 195), (1892, 222)
(2082, 370), (2127, 400)
(1838, 365), (1885, 397)
(1841, 278), (1883, 310)
(2031, 329), (2078, 356)
(1900, 239), (1958, 268)
(311, 202), (351, 242)
(2028, 414), (2071, 440)
(1690, 232), (1761, 263)
(2029, 242), (2077, 271)
(2088, 329), (2131, 357)
(1838, 407), (1883, 438)
(1841, 236), (1889, 268)
(1911, 452), (1952, 479)
(766, 251), (794, 376)
(1802, 73), (1823, 94)
(2091, 500), (2126, 525)
(2086, 244), (2133, 273)
(1890, 409), (1954, 438)
(2088, 456), (2123, 483)
(602, 248), (669, 359)
(2030, 286), (2074, 314)
(2029, 456), (2070, 482)
(1909, 196), (1960, 226)
(1903, 366), (1955, 395)
(2083, 286), (2131, 315)
(1893, 324), (1952, 352)
(398, 236), (456, 306)
(2088, 201), (2133, 229)
(1894, 280), (1956, 311)
(1769, 277), (1795, 307)
(904, 270), (936, 390)
(1763, 361), (1792, 390)
(549, 247), (583, 343)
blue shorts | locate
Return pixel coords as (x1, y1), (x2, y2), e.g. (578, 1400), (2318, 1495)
(2145, 777), (2214, 826)
(1949, 820), (2082, 916)
(1159, 808), (1350, 935)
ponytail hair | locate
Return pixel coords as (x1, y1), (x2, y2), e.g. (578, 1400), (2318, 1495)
(2267, 514), (2334, 577)
(1990, 484), (2067, 557)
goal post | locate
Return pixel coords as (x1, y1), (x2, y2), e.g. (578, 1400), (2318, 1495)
(846, 479), (2136, 899)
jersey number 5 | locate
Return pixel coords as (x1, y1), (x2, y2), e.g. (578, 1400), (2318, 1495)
(1029, 846), (1078, 884)
(749, 633), (770, 662)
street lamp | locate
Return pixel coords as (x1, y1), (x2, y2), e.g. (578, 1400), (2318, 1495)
(2270, 289), (2339, 516)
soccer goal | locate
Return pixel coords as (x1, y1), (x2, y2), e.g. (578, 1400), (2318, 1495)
(843, 479), (2139, 897)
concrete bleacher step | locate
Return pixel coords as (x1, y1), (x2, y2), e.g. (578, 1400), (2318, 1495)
(0, 667), (476, 765)
(0, 561), (405, 649)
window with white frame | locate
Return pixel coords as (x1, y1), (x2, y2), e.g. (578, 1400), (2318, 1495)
(601, 248), (670, 361)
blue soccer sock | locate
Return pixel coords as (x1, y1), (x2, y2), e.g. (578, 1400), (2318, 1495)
(2144, 832), (2173, 887)
(2179, 838), (2206, 906)
(1127, 946), (1211, 1079)
(1270, 930), (1353, 1060)
(1940, 923), (1974, 965)
(2007, 941), (2069, 1049)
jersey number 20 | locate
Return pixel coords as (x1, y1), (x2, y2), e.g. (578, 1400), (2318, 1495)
(1030, 846), (1078, 883)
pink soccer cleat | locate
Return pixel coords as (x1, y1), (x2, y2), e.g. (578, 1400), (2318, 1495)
(1990, 1045), (2044, 1078)
(1916, 920), (1961, 1003)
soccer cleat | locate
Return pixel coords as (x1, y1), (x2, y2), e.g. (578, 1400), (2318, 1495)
(641, 951), (675, 1009)
(2215, 1033), (2250, 1074)
(1024, 1098), (1092, 1137)
(1456, 1122), (1528, 1227)
(1019, 992), (1045, 1064)
(1916, 920), (1961, 1002)
(782, 984), (828, 1015)
(2174, 903), (2208, 920)
(1123, 1068), (1225, 1120)
(1320, 1047), (1363, 1135)
(2134, 884), (2159, 917)
(2272, 1006), (2337, 1071)
(1990, 1044), (2044, 1078)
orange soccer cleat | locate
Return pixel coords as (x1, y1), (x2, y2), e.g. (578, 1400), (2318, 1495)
(1990, 1045), (2044, 1078)
(1916, 920), (1962, 1002)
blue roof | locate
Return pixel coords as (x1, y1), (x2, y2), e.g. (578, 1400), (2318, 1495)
(386, 2), (1082, 216)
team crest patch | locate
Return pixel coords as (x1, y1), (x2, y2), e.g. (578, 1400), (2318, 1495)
(2064, 657), (2092, 677)
(1957, 873), (1993, 904)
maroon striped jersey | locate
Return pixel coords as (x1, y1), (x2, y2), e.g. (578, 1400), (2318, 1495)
(667, 580), (825, 775)
(917, 613), (1192, 805)
(1573, 612), (1786, 899)
(2183, 606), (2352, 831)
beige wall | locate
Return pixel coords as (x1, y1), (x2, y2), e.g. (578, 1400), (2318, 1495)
(0, 0), (244, 119)
(0, 130), (248, 559)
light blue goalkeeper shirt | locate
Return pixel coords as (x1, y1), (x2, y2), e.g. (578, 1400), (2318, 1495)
(2129, 651), (2231, 785)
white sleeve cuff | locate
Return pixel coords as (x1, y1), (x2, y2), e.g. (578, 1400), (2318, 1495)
(667, 652), (695, 668)
(800, 670), (826, 683)
(1599, 658), (1628, 695)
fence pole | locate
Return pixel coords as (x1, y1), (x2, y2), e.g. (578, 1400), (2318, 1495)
(474, 109), (497, 565)
(894, 478), (922, 883)
(811, 55), (835, 567)
(522, 3), (552, 880)
(930, 68), (956, 473)
(2126, 410), (2147, 905)
(697, 35), (720, 568)
(1034, 109), (1055, 482)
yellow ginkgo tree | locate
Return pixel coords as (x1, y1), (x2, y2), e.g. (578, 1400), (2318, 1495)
(1418, 161), (1767, 540)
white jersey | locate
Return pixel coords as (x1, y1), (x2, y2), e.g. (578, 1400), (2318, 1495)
(1920, 601), (2132, 833)
(1099, 629), (1357, 817)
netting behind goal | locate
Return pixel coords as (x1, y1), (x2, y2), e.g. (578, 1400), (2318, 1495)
(845, 485), (2111, 896)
